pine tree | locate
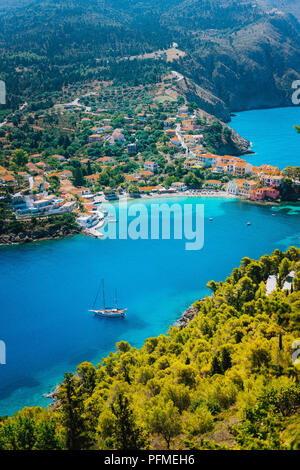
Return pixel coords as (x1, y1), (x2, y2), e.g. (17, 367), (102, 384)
(57, 373), (91, 450)
(211, 356), (223, 375)
(87, 161), (92, 175)
(110, 393), (148, 450)
(221, 347), (232, 372)
(73, 167), (85, 187)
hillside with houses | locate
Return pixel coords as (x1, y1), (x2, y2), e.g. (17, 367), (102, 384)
(0, 77), (299, 243)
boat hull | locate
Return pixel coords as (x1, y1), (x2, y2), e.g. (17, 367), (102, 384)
(89, 309), (127, 318)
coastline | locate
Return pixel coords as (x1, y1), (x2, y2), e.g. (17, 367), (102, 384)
(108, 191), (298, 209)
(0, 229), (81, 248)
(1, 192), (298, 247)
(1, 195), (299, 416)
(109, 190), (238, 203)
(175, 303), (201, 329)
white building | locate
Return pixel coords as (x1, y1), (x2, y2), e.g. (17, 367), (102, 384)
(226, 180), (239, 195)
(282, 271), (296, 291)
(171, 182), (187, 192)
(76, 213), (102, 229)
(266, 275), (277, 296)
(144, 161), (158, 173)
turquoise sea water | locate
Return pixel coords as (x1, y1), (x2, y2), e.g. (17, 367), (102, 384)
(0, 107), (300, 416)
(231, 106), (300, 168)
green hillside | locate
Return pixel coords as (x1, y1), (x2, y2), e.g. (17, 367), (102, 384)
(1, 248), (299, 450)
(0, 0), (300, 114)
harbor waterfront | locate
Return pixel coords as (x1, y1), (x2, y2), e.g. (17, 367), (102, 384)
(0, 106), (299, 417)
(0, 195), (299, 416)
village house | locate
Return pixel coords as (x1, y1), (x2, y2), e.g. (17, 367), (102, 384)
(193, 146), (206, 154)
(127, 143), (137, 155)
(59, 170), (73, 179)
(260, 164), (281, 175)
(264, 187), (280, 199)
(233, 162), (253, 177)
(144, 161), (158, 173)
(97, 156), (115, 165)
(11, 193), (27, 210)
(85, 174), (99, 184)
(125, 175), (139, 184)
(176, 113), (189, 120)
(26, 162), (42, 175)
(211, 161), (227, 174)
(226, 179), (243, 196)
(139, 186), (159, 193)
(184, 160), (197, 170)
(195, 154), (213, 166)
(282, 271), (296, 291)
(17, 171), (30, 181)
(0, 174), (16, 185)
(170, 136), (181, 146)
(204, 180), (223, 190)
(33, 175), (45, 190)
(250, 188), (266, 200)
(164, 118), (174, 130)
(212, 156), (230, 167)
(36, 162), (50, 171)
(171, 181), (187, 192)
(178, 105), (189, 114)
(108, 130), (126, 145)
(89, 134), (103, 143)
(226, 161), (236, 175)
(193, 134), (204, 144)
(250, 187), (280, 201)
(182, 120), (194, 130)
(241, 180), (258, 198)
(76, 213), (101, 229)
(52, 154), (66, 163)
(184, 135), (197, 146)
(165, 129), (177, 137)
(139, 170), (154, 180)
(72, 187), (92, 197)
(261, 174), (283, 187)
(12, 192), (76, 217)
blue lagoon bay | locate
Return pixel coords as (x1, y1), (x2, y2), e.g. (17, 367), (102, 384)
(0, 195), (299, 416)
(231, 106), (300, 168)
(0, 106), (300, 417)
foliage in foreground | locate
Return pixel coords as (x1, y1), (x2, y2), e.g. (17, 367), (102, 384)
(0, 247), (300, 450)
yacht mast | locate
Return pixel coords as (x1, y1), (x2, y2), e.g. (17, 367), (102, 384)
(115, 288), (118, 309)
(102, 279), (106, 310)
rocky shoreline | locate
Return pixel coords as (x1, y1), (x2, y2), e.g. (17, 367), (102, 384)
(175, 301), (203, 328)
(0, 227), (81, 247)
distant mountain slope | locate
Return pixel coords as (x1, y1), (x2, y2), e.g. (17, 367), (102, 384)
(0, 0), (299, 115)
(168, 6), (300, 111)
(258, 0), (300, 20)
